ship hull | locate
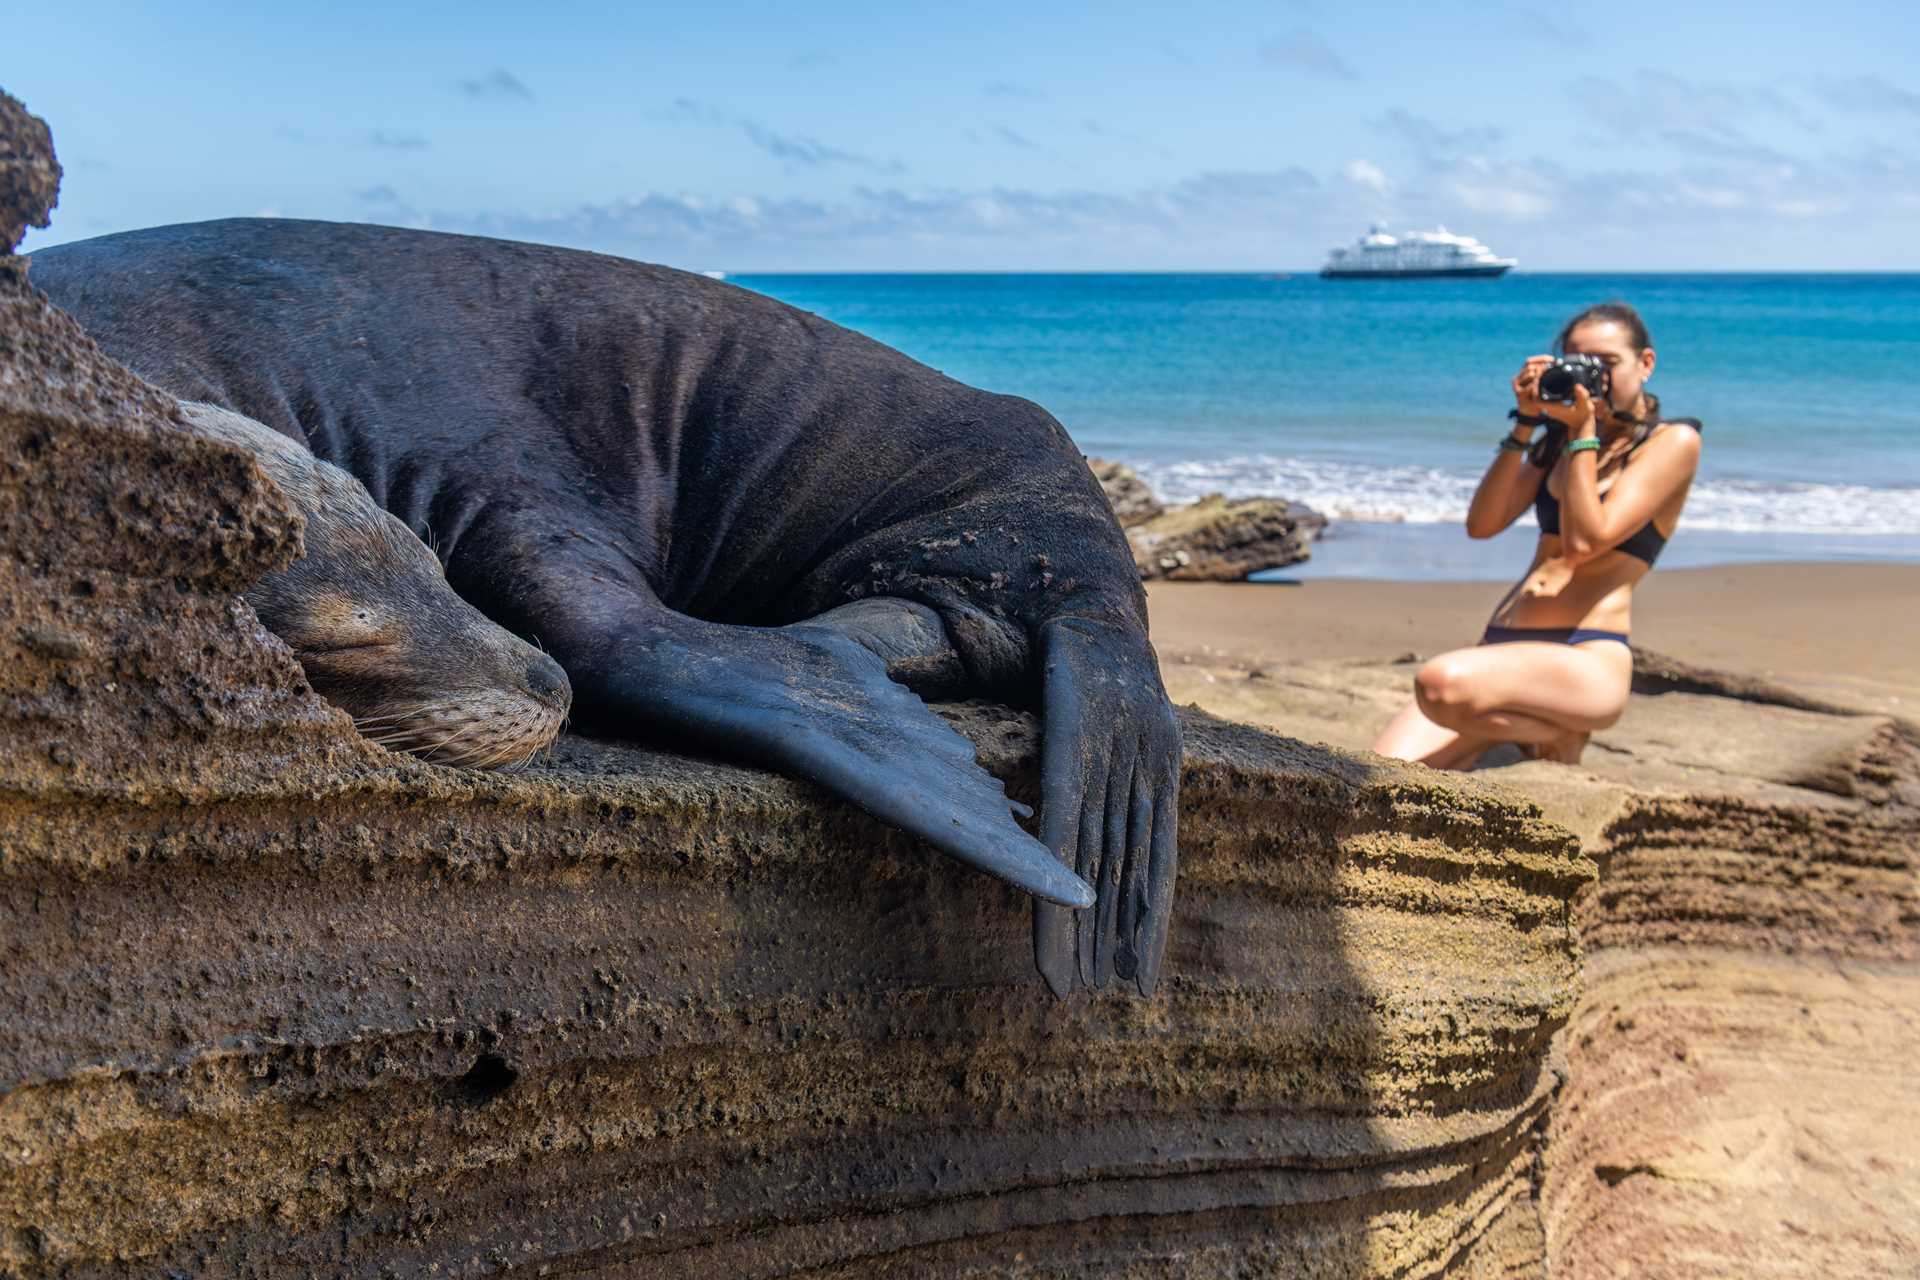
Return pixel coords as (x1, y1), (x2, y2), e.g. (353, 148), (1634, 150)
(1319, 265), (1513, 279)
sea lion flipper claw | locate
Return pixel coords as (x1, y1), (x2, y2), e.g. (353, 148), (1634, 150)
(578, 609), (1094, 909)
(1033, 616), (1182, 997)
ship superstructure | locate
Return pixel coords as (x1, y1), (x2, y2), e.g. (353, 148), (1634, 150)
(1321, 225), (1516, 278)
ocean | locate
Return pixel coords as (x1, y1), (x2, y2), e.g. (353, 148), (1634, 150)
(733, 272), (1920, 579)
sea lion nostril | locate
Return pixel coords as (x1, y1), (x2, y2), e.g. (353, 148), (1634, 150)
(526, 655), (571, 704)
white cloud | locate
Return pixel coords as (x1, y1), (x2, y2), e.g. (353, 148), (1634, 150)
(1675, 183), (1747, 210)
(1771, 195), (1850, 218)
(366, 132), (1920, 269)
(1448, 181), (1553, 220)
(1343, 158), (1390, 196)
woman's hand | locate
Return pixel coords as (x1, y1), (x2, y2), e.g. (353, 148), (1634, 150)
(1544, 383), (1599, 438)
(1512, 355), (1554, 423)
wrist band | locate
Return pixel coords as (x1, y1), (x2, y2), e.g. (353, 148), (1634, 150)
(1507, 409), (1551, 427)
(1564, 436), (1601, 455)
(1497, 432), (1531, 453)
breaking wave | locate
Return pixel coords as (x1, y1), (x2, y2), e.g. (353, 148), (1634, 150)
(1131, 455), (1920, 537)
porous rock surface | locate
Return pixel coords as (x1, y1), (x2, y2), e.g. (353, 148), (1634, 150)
(1128, 494), (1328, 582)
(1, 89), (61, 261)
(1086, 460), (1328, 581)
(0, 98), (1591, 1277)
(1163, 645), (1920, 1278)
(1086, 457), (1165, 527)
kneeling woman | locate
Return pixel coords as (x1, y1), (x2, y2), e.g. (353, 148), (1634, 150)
(1372, 302), (1702, 769)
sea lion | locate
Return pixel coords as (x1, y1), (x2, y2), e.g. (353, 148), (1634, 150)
(32, 220), (1180, 995)
(175, 399), (571, 768)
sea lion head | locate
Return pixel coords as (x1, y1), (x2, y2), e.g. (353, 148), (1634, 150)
(180, 401), (571, 768)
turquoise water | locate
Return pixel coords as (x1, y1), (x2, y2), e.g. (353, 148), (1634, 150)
(735, 273), (1920, 568)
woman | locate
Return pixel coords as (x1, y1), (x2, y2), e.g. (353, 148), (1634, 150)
(1371, 302), (1701, 769)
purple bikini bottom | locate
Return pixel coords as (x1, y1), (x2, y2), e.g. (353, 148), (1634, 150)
(1480, 625), (1631, 650)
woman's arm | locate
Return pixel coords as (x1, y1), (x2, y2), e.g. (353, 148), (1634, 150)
(1466, 355), (1555, 539)
(1552, 387), (1701, 559)
(1465, 438), (1545, 538)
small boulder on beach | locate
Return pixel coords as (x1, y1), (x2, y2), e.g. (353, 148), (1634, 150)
(1086, 457), (1164, 527)
(1128, 492), (1327, 580)
(1088, 458), (1327, 580)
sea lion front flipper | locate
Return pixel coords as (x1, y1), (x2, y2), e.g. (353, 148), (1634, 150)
(566, 604), (1094, 910)
(792, 598), (973, 701)
(1032, 615), (1182, 997)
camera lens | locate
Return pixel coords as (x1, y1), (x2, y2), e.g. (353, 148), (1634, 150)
(1537, 355), (1610, 403)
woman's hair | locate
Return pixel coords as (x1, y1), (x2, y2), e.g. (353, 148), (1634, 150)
(1554, 299), (1661, 427)
(1555, 300), (1651, 356)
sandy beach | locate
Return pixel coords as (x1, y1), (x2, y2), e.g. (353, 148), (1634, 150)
(1147, 562), (1920, 720)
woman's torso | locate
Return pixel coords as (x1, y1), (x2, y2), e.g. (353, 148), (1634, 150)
(1487, 421), (1698, 635)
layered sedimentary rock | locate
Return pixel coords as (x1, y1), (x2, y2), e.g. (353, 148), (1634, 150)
(1162, 647), (1920, 1278)
(0, 94), (1590, 1277)
(2, 707), (1588, 1278)
(1524, 689), (1920, 1280)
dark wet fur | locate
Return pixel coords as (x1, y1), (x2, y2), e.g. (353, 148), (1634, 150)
(34, 222), (1179, 994)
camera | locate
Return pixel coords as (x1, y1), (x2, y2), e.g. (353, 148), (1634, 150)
(1536, 354), (1611, 403)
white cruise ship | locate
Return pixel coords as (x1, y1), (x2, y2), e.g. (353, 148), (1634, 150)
(1320, 225), (1516, 279)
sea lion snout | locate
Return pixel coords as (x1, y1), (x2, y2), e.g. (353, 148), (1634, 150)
(335, 610), (571, 769)
(176, 401), (571, 768)
(523, 651), (571, 704)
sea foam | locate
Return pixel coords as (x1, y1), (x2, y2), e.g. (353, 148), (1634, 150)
(1133, 455), (1920, 537)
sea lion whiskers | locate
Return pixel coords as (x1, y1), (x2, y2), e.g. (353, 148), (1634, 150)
(351, 699), (465, 730)
(416, 718), (492, 759)
(401, 699), (562, 769)
(368, 711), (489, 755)
(467, 730), (539, 772)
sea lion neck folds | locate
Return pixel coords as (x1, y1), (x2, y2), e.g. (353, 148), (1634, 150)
(35, 221), (1180, 995)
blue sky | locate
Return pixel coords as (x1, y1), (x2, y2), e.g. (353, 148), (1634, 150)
(12, 0), (1920, 270)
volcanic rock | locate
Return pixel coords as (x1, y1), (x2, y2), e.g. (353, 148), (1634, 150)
(0, 90), (59, 265)
(1129, 492), (1328, 581)
(1086, 456), (1164, 527)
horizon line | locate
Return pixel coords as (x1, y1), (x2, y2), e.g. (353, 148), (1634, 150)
(724, 267), (1920, 277)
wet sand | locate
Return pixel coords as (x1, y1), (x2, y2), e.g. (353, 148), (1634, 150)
(1146, 562), (1920, 715)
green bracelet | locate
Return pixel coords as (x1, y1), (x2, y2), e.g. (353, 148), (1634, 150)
(1564, 436), (1602, 455)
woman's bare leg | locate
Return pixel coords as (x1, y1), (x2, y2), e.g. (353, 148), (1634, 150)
(1526, 730), (1591, 764)
(1374, 639), (1628, 771)
(1372, 698), (1494, 770)
(1414, 641), (1631, 757)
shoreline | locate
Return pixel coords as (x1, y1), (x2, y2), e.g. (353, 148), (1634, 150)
(1254, 520), (1920, 583)
(1146, 562), (1920, 720)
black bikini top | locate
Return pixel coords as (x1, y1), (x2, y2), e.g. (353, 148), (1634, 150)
(1531, 418), (1702, 566)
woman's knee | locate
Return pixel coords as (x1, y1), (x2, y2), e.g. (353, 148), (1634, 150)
(1413, 654), (1482, 719)
(1567, 648), (1634, 729)
(1589, 692), (1629, 731)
